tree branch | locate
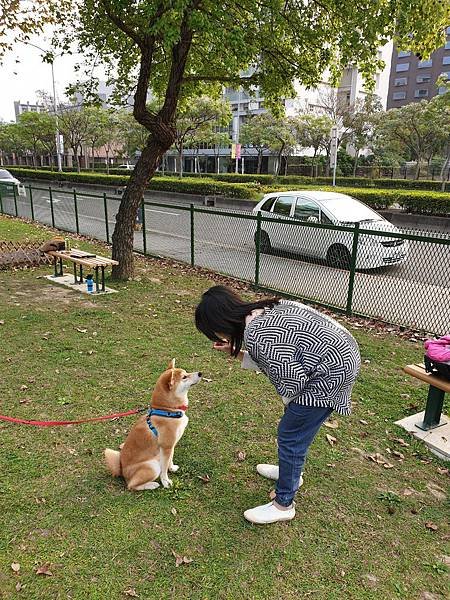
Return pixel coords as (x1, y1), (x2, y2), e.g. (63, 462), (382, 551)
(100, 0), (144, 46)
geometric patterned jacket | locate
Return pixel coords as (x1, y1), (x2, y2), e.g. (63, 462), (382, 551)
(243, 300), (361, 415)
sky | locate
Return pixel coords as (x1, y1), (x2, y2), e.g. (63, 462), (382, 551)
(0, 34), (94, 123)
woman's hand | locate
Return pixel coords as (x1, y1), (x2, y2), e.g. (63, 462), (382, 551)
(212, 340), (232, 353)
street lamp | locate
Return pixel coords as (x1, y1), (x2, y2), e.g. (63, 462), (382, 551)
(21, 42), (63, 172)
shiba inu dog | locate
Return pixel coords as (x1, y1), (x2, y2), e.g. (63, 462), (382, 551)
(104, 360), (201, 490)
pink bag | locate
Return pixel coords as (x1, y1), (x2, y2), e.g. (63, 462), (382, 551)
(424, 335), (450, 364)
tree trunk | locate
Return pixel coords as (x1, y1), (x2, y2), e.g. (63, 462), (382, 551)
(352, 150), (360, 176)
(178, 147), (184, 177)
(284, 155), (288, 175)
(106, 150), (110, 174)
(415, 160), (421, 180)
(440, 143), (450, 192)
(257, 151), (262, 174)
(111, 139), (166, 280)
(92, 145), (95, 171)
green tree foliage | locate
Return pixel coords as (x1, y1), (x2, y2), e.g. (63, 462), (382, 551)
(373, 99), (450, 179)
(173, 97), (231, 176)
(17, 112), (57, 167)
(294, 114), (334, 176)
(58, 105), (92, 172)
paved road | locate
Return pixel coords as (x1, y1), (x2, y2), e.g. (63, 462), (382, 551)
(2, 183), (449, 334)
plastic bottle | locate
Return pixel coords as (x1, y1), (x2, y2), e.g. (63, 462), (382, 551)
(86, 274), (94, 293)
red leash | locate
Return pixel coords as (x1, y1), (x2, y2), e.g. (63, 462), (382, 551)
(0, 407), (146, 427)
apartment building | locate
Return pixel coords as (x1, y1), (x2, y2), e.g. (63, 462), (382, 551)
(387, 27), (450, 108)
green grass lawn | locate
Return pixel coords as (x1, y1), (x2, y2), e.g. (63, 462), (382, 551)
(0, 215), (449, 599)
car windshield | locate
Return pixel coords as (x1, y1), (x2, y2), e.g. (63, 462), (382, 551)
(0, 170), (13, 179)
(319, 194), (383, 223)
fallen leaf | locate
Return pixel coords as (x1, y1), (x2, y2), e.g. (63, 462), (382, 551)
(15, 582), (23, 591)
(393, 437), (409, 447)
(124, 589), (139, 597)
(36, 563), (53, 576)
(425, 521), (438, 531)
(420, 592), (440, 600)
(269, 489), (276, 500)
(437, 467), (449, 476)
(20, 384), (28, 391)
(236, 450), (246, 462)
(402, 488), (414, 496)
(171, 550), (193, 567)
(0, 320), (4, 325)
(276, 564), (283, 575)
(359, 419), (368, 425)
(171, 507), (177, 516)
(202, 378), (212, 383)
(392, 451), (405, 460)
(325, 434), (337, 446)
(363, 574), (378, 588)
(324, 420), (339, 429)
(197, 474), (210, 483)
(76, 327), (87, 333)
(426, 483), (446, 501)
(11, 562), (20, 573)
(441, 555), (450, 567)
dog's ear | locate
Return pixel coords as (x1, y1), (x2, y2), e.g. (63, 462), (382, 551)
(167, 358), (176, 370)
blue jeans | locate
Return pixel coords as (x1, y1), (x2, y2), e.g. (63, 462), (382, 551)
(275, 403), (333, 507)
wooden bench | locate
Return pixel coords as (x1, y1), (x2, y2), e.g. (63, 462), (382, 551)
(47, 249), (118, 293)
(403, 363), (450, 431)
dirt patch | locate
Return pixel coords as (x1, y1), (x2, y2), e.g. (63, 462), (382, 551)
(2, 276), (97, 309)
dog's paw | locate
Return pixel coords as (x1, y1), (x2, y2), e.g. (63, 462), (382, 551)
(160, 477), (173, 488)
(169, 464), (179, 473)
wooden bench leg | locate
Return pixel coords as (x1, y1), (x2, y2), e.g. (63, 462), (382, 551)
(95, 266), (100, 293)
(79, 265), (83, 283)
(101, 266), (105, 292)
(73, 262), (78, 284)
(416, 385), (445, 431)
(53, 257), (58, 277)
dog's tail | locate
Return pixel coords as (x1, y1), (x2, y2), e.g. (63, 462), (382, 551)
(104, 448), (122, 477)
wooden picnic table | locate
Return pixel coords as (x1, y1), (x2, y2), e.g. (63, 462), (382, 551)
(47, 249), (118, 293)
(403, 363), (450, 431)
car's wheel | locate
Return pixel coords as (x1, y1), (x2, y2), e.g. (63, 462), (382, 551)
(254, 230), (272, 254)
(326, 244), (351, 269)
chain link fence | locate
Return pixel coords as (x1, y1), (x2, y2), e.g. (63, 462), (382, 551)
(1, 182), (449, 334)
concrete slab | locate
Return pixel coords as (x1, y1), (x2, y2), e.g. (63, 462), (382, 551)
(45, 274), (117, 295)
(395, 411), (450, 461)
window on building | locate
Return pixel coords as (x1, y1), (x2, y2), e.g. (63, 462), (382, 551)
(394, 77), (408, 86)
(398, 50), (411, 58)
(416, 74), (431, 83)
(443, 56), (450, 65)
(445, 41), (450, 50)
(392, 91), (406, 100)
(414, 89), (429, 98)
(396, 63), (409, 72)
(418, 59), (432, 68)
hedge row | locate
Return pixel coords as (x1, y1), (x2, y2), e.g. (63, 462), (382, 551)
(6, 167), (450, 215)
(5, 165), (449, 192)
(5, 167), (259, 199)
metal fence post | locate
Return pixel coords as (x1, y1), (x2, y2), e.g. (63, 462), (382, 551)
(190, 203), (195, 266)
(0, 188), (3, 214)
(13, 185), (18, 216)
(346, 222), (360, 316)
(49, 186), (55, 228)
(73, 189), (80, 234)
(254, 210), (262, 287)
(103, 192), (110, 244)
(29, 185), (35, 221)
(141, 200), (147, 255)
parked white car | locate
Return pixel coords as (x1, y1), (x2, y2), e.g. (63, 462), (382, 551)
(252, 190), (409, 269)
(0, 169), (26, 197)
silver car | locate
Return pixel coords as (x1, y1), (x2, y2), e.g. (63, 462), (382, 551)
(252, 190), (409, 269)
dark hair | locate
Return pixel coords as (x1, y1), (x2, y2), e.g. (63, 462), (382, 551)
(195, 285), (280, 357)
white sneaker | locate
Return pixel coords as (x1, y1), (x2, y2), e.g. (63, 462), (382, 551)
(244, 501), (296, 524)
(256, 464), (304, 487)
